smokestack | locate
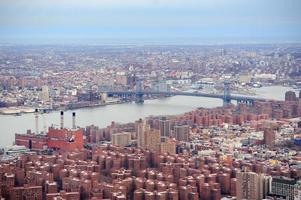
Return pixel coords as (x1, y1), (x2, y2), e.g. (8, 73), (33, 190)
(72, 112), (76, 129)
(35, 108), (39, 134)
(60, 111), (64, 129)
(42, 109), (47, 134)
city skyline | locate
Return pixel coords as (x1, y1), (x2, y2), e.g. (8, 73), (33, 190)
(1, 1), (301, 199)
(0, 0), (301, 44)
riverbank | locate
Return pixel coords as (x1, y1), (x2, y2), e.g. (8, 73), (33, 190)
(0, 107), (35, 115)
(0, 99), (126, 116)
(0, 96), (167, 116)
(1, 84), (294, 116)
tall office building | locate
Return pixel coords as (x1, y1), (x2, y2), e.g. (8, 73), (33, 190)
(136, 119), (147, 148)
(159, 117), (170, 137)
(236, 172), (270, 200)
(174, 125), (189, 142)
(145, 128), (161, 151)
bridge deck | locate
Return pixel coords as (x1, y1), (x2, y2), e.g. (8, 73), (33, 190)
(104, 91), (271, 102)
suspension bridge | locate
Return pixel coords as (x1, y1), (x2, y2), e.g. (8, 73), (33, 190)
(103, 81), (269, 106)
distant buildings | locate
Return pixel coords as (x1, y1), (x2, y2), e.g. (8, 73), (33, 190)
(136, 118), (176, 154)
(40, 85), (50, 102)
(112, 132), (132, 147)
(1, 44), (300, 114)
(264, 128), (276, 149)
(136, 118), (147, 148)
(145, 128), (160, 152)
(158, 137), (176, 154)
(174, 124), (189, 142)
(159, 117), (170, 138)
(5, 87), (301, 200)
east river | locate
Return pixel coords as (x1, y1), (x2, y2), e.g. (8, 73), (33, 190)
(0, 86), (299, 147)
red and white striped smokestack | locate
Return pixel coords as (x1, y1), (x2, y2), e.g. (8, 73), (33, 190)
(72, 112), (76, 129)
(60, 111), (64, 129)
(35, 108), (39, 134)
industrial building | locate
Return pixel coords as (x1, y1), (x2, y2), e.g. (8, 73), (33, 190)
(15, 111), (84, 151)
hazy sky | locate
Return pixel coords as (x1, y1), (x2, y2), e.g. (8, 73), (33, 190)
(0, 0), (301, 44)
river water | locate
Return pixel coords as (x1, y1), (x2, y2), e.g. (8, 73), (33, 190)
(0, 86), (298, 147)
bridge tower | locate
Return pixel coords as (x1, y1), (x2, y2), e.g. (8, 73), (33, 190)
(135, 79), (144, 103)
(223, 81), (231, 106)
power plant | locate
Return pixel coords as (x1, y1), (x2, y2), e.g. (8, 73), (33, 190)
(15, 111), (84, 151)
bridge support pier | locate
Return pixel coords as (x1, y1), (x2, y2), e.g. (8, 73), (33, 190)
(223, 99), (231, 106)
(135, 79), (144, 104)
(135, 93), (144, 103)
(223, 81), (231, 106)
